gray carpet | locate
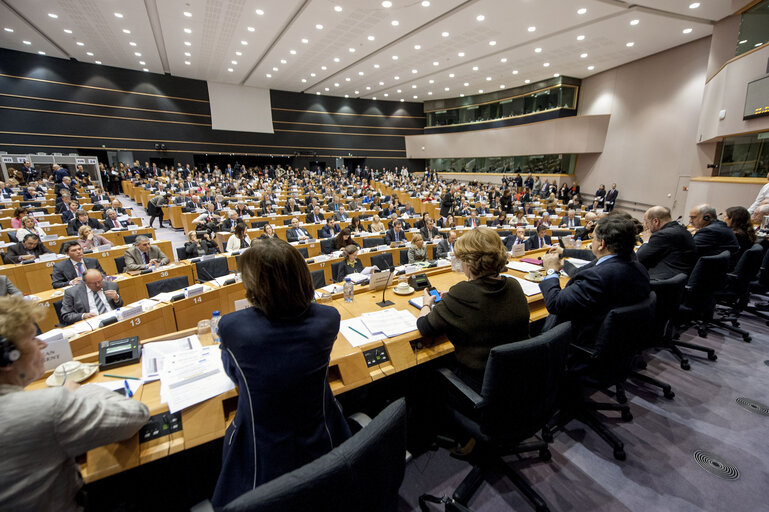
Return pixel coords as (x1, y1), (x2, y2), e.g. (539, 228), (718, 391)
(119, 193), (188, 257)
(399, 315), (769, 512)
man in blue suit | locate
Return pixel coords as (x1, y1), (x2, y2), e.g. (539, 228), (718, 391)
(525, 224), (552, 250)
(539, 215), (650, 348)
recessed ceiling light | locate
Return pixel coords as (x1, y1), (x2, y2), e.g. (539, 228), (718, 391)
(391, 20), (399, 26)
(63, 29), (71, 33)
(315, 24), (323, 30)
(129, 42), (137, 46)
(683, 28), (693, 34)
(428, 91), (433, 95)
(382, 1), (392, 7)
(755, 42), (762, 47)
(185, 28), (192, 33)
(378, 81), (384, 85)
(134, 52), (141, 56)
(463, 82), (469, 86)
(143, 68), (149, 72)
(626, 41), (634, 47)
(392, 55), (398, 60)
(290, 49), (296, 54)
(345, 94), (349, 98)
(543, 62), (550, 67)
(412, 84), (417, 88)
(458, 51), (465, 57)
(476, 14), (485, 21)
(272, 67), (278, 71)
(472, 66), (478, 71)
(630, 19), (639, 26)
(316, 92), (321, 95)
(95, 60), (101, 64)
(184, 11), (192, 17)
(528, 26), (536, 32)
(354, 90), (359, 94)
(301, 38), (309, 44)
(441, 31), (449, 37)
(459, 93), (464, 97)
(485, 76), (491, 81)
(321, 65), (327, 70)
(413, 95), (418, 99)
(689, 2), (700, 8)
(488, 40), (496, 46)
(412, 69), (417, 73)
(374, 64), (380, 68)
(394, 75), (400, 80)
(422, 1), (430, 6)
(235, 51), (242, 56)
(512, 69), (518, 74)
(86, 51), (94, 56)
(587, 65), (595, 70)
(396, 89), (401, 93)
(228, 68), (234, 72)
(478, 89), (483, 93)
(367, 86), (371, 90)
(500, 57), (507, 63)
(534, 47), (542, 53)
(114, 12), (124, 18)
(499, 84), (505, 89)
(280, 59), (287, 64)
(38, 51), (46, 55)
(580, 52), (588, 58)
(184, 52), (191, 57)
(325, 87), (330, 91)
(334, 5), (343, 12)
(241, 40), (248, 45)
(139, 60), (146, 65)
(449, 73), (455, 77)
(372, 96), (376, 100)
(400, 98), (405, 102)
(577, 8), (587, 14)
(432, 61), (439, 66)
(4, 28), (13, 33)
(301, 78), (307, 82)
(346, 77), (351, 81)
(76, 41), (84, 46)
(577, 34), (585, 40)
(232, 60), (238, 65)
(333, 57), (340, 62)
(414, 44), (421, 50)
(185, 61), (191, 65)
(256, 9), (265, 15)
(367, 35), (375, 41)
(444, 87), (449, 91)
(334, 83), (339, 87)
(429, 79), (434, 84)
(525, 79), (530, 83)
(311, 72), (316, 76)
(122, 29), (131, 34)
(247, 26), (255, 32)
(266, 73), (272, 78)
(48, 13), (58, 19)
(349, 47), (355, 52)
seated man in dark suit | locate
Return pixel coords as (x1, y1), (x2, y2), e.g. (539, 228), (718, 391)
(435, 230), (457, 259)
(574, 212), (597, 241)
(60, 201), (80, 223)
(3, 234), (52, 264)
(319, 218), (341, 239)
(637, 206), (697, 280)
(333, 206), (350, 222)
(286, 217), (311, 243)
(384, 220), (408, 244)
(123, 236), (170, 271)
(464, 210), (482, 228)
(220, 211), (242, 232)
(525, 224), (552, 251)
(60, 269), (123, 325)
(102, 209), (128, 231)
(90, 187), (110, 204)
(22, 186), (43, 201)
(420, 218), (442, 242)
(504, 227), (528, 251)
(67, 210), (104, 236)
(539, 215), (650, 348)
(51, 241), (106, 289)
(559, 209), (581, 228)
(305, 206), (324, 224)
(283, 199), (301, 215)
(689, 204), (739, 260)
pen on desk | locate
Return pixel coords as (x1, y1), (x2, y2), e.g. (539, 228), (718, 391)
(104, 374), (140, 380)
(349, 326), (368, 339)
(123, 379), (134, 398)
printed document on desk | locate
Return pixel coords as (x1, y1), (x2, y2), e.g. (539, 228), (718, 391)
(340, 317), (385, 347)
(142, 335), (202, 382)
(159, 345), (235, 414)
(506, 261), (543, 272)
(502, 275), (542, 296)
(360, 308), (418, 337)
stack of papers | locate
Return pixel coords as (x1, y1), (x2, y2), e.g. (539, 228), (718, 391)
(360, 308), (418, 338)
(502, 274), (542, 296)
(506, 261), (543, 272)
(159, 345), (235, 414)
(339, 318), (386, 347)
(141, 335), (202, 381)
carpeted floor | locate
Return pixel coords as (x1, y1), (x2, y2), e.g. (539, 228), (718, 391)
(120, 193), (189, 255)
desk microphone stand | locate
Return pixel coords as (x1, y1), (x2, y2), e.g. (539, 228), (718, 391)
(376, 268), (395, 308)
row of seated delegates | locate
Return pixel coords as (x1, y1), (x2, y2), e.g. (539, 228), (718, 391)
(0, 295), (149, 511)
(3, 234), (52, 264)
(186, 230), (221, 257)
(52, 241), (106, 289)
(212, 238), (351, 506)
(61, 269), (124, 325)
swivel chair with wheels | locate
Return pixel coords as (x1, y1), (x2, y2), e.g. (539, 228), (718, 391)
(710, 243), (764, 342)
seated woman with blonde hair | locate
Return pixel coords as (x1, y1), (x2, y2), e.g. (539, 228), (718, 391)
(76, 225), (112, 251)
(368, 214), (386, 233)
(15, 215), (46, 241)
(408, 233), (428, 263)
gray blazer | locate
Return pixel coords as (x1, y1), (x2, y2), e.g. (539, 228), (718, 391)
(51, 258), (105, 289)
(123, 245), (170, 271)
(0, 383), (148, 512)
(0, 275), (22, 296)
(60, 281), (123, 325)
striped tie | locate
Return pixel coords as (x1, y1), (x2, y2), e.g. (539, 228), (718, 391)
(94, 291), (108, 314)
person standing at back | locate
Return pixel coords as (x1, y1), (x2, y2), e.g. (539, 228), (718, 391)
(211, 239), (351, 506)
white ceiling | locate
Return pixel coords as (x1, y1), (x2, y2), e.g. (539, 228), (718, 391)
(0, 0), (752, 103)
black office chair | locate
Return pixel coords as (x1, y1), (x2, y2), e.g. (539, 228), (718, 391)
(370, 253), (393, 271)
(399, 248), (410, 265)
(547, 294), (656, 461)
(123, 234), (139, 245)
(331, 261), (345, 283)
(551, 229), (571, 237)
(114, 256), (126, 274)
(215, 399), (406, 512)
(673, 251), (729, 360)
(745, 244), (769, 321)
(251, 221), (268, 229)
(53, 300), (65, 327)
(145, 276), (189, 296)
(297, 247), (309, 259)
(363, 237), (385, 248)
(311, 269), (326, 289)
(195, 258), (229, 281)
(421, 323), (572, 512)
(176, 247), (187, 261)
(710, 243), (763, 342)
(283, 219), (293, 226)
(7, 232), (18, 243)
(320, 238), (336, 255)
(496, 229), (512, 238)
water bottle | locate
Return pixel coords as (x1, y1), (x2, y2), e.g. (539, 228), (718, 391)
(343, 278), (354, 302)
(575, 237), (581, 249)
(210, 310), (221, 343)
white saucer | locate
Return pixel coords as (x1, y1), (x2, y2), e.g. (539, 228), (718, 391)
(393, 286), (415, 295)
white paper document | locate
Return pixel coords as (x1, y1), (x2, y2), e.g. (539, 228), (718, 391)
(159, 345), (235, 414)
(506, 261), (543, 272)
(93, 379), (143, 395)
(141, 335), (202, 382)
(360, 308), (418, 337)
(503, 275), (542, 296)
(339, 318), (386, 347)
(344, 273), (369, 284)
(566, 258), (592, 269)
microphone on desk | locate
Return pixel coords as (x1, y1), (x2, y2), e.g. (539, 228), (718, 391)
(377, 266), (396, 308)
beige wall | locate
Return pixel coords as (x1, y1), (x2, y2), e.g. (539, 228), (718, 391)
(574, 37), (713, 219)
(706, 14), (741, 79)
(684, 179), (765, 216)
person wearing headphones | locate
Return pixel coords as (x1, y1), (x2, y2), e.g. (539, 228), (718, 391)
(0, 296), (148, 511)
(688, 204), (739, 259)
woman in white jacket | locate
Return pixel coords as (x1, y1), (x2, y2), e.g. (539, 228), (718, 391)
(226, 222), (251, 252)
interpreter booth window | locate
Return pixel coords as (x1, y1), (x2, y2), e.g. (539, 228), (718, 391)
(736, 0), (769, 57)
(430, 154), (577, 174)
(717, 132), (769, 177)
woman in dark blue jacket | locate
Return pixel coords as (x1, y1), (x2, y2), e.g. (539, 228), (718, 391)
(211, 238), (351, 506)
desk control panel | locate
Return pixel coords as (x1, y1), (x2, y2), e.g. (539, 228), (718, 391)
(362, 346), (389, 367)
(139, 412), (183, 443)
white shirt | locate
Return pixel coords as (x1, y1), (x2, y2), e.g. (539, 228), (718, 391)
(748, 182), (769, 214)
(86, 288), (113, 316)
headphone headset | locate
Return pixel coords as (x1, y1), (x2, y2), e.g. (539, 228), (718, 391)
(0, 335), (21, 367)
(702, 214), (711, 222)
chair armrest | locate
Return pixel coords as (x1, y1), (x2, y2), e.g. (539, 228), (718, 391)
(570, 343), (597, 357)
(436, 368), (485, 409)
(726, 272), (738, 281)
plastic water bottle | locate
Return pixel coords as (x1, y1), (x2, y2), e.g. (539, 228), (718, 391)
(343, 278), (354, 302)
(575, 237), (581, 249)
(210, 310), (221, 343)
